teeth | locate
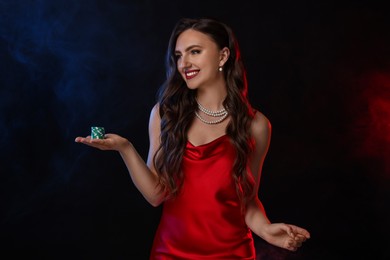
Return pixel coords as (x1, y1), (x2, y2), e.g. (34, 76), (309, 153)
(186, 71), (198, 76)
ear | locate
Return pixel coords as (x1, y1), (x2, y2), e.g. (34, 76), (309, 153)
(219, 47), (230, 67)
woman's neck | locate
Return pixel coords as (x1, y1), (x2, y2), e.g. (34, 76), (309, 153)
(196, 85), (227, 111)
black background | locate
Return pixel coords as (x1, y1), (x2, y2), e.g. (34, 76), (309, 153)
(1, 0), (389, 259)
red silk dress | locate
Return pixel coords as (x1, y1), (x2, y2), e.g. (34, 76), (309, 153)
(150, 134), (255, 259)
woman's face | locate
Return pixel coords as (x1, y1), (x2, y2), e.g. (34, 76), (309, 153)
(175, 29), (224, 90)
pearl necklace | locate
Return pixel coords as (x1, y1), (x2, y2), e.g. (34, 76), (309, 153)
(197, 100), (227, 117)
(195, 100), (228, 125)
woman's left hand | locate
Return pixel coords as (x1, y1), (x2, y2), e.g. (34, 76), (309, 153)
(263, 223), (310, 251)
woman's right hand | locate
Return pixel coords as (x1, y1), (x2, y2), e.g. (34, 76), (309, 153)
(75, 133), (131, 152)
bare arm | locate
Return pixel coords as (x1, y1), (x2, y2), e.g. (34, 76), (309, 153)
(74, 104), (164, 207)
(245, 111), (310, 251)
(245, 111), (272, 235)
(118, 104), (163, 206)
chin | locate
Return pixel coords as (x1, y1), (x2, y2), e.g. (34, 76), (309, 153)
(185, 83), (199, 90)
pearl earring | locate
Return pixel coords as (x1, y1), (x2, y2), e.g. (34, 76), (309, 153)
(218, 66), (223, 72)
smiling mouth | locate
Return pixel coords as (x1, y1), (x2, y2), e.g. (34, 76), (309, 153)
(185, 70), (199, 80)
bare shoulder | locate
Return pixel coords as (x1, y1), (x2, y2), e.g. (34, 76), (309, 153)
(149, 103), (161, 137)
(150, 103), (160, 117)
(249, 110), (272, 172)
(250, 110), (271, 141)
(149, 103), (161, 123)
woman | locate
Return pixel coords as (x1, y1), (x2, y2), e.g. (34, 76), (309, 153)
(75, 17), (310, 259)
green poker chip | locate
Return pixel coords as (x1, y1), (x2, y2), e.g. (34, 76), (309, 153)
(91, 126), (105, 139)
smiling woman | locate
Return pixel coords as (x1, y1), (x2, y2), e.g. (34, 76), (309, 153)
(75, 17), (310, 259)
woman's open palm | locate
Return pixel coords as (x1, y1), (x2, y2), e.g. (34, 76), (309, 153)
(75, 133), (129, 152)
(264, 223), (310, 251)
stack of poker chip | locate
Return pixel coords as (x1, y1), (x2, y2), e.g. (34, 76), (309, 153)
(91, 126), (105, 139)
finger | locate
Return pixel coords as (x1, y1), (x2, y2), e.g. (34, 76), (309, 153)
(286, 239), (297, 251)
(287, 246), (297, 252)
(88, 138), (106, 147)
(295, 234), (307, 242)
(75, 136), (91, 143)
(282, 224), (295, 237)
(274, 223), (294, 237)
(290, 239), (303, 250)
(294, 238), (303, 247)
(290, 225), (311, 239)
(75, 136), (106, 149)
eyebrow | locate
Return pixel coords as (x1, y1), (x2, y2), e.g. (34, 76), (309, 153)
(174, 44), (202, 54)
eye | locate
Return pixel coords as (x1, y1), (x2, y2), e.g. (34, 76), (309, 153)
(174, 54), (182, 60)
(191, 49), (201, 55)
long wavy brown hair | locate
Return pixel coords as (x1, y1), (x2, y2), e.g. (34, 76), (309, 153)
(153, 17), (256, 208)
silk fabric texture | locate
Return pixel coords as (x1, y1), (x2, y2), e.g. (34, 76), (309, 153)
(150, 134), (255, 259)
